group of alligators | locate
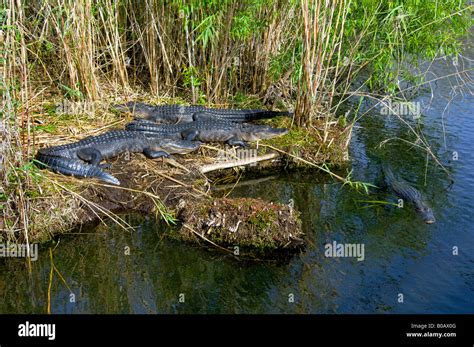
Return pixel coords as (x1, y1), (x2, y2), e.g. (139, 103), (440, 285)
(35, 102), (436, 224)
(35, 102), (291, 185)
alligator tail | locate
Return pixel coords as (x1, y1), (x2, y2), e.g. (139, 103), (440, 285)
(35, 153), (120, 185)
(125, 120), (151, 132)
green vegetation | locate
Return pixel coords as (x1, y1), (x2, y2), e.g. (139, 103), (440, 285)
(343, 1), (472, 92)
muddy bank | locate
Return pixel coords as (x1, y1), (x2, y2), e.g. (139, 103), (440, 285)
(21, 147), (305, 255)
(176, 197), (304, 253)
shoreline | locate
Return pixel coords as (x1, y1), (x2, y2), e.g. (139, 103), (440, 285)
(1, 99), (352, 256)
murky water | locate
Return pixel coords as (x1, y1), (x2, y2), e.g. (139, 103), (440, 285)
(1, 42), (473, 314)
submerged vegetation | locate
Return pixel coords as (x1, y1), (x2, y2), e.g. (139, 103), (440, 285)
(0, 0), (472, 244)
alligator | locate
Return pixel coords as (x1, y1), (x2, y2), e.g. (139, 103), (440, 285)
(383, 163), (435, 224)
(125, 119), (289, 147)
(112, 101), (292, 124)
(35, 130), (200, 185)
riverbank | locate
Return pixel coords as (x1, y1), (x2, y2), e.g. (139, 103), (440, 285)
(0, 96), (352, 255)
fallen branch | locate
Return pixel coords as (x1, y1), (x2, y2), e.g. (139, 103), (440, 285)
(199, 152), (279, 174)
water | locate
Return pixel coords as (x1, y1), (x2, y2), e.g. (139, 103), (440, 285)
(1, 44), (473, 314)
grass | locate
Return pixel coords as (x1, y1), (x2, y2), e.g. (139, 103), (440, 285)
(0, 91), (352, 244)
(260, 115), (353, 165)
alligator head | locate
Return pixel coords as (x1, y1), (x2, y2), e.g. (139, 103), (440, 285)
(112, 102), (155, 119)
(241, 124), (289, 141)
(415, 202), (436, 224)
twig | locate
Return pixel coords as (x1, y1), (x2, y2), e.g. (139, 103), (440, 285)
(182, 224), (233, 253)
(260, 144), (347, 182)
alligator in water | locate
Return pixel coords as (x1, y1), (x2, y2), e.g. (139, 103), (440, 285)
(35, 130), (200, 185)
(113, 102), (292, 124)
(125, 119), (288, 147)
(383, 163), (435, 224)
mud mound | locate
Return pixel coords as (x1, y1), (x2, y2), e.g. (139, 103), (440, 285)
(177, 197), (304, 252)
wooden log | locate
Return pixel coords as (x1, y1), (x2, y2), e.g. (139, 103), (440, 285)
(199, 152), (279, 174)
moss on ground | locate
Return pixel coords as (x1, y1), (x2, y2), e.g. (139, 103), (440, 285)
(260, 115), (352, 166)
(175, 197), (304, 255)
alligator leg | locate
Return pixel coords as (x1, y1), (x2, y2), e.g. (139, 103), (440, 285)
(227, 138), (249, 148)
(77, 148), (111, 169)
(77, 148), (104, 166)
(181, 129), (200, 141)
(143, 148), (170, 159)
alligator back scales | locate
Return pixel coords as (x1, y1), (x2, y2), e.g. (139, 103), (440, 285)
(383, 164), (422, 203)
(125, 119), (288, 146)
(113, 102), (292, 123)
(382, 163), (435, 223)
(35, 130), (199, 185)
(38, 130), (152, 160)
